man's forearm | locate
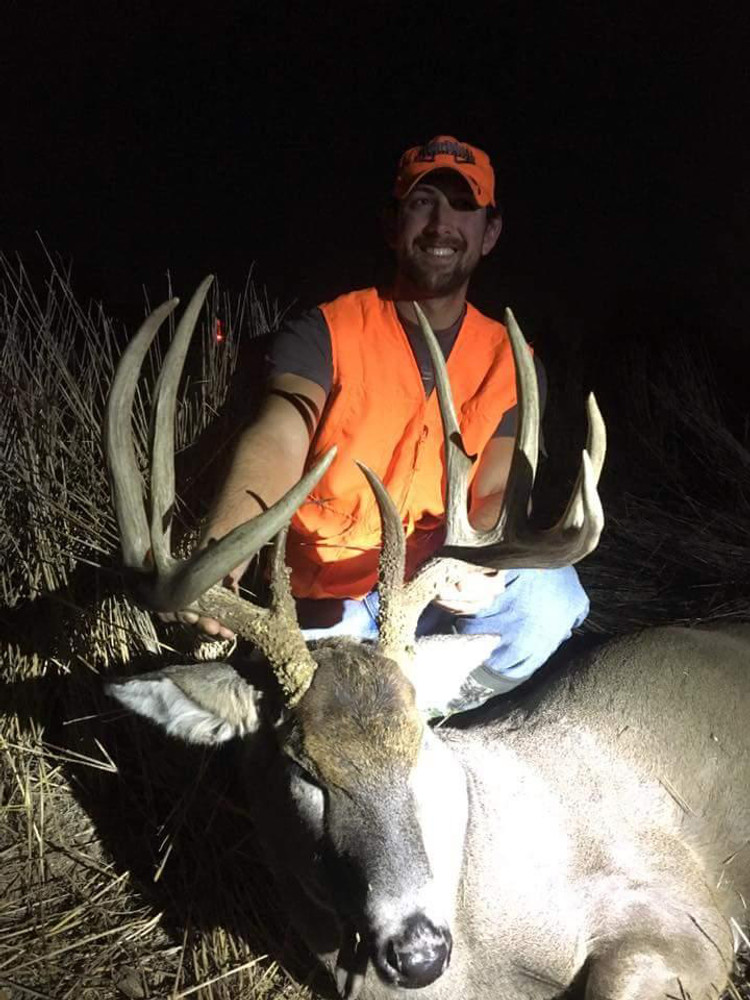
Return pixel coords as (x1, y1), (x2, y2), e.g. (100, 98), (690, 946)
(201, 373), (326, 550)
(468, 436), (514, 532)
(202, 423), (308, 544)
(469, 491), (505, 532)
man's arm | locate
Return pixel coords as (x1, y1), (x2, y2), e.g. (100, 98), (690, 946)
(204, 373), (327, 545)
(467, 351), (546, 531)
(166, 372), (327, 637)
(468, 435), (515, 530)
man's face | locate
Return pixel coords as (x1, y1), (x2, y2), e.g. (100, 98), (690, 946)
(390, 170), (502, 296)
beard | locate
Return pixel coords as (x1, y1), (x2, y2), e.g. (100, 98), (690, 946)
(397, 245), (479, 296)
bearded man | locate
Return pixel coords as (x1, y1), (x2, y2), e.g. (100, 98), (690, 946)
(173, 135), (589, 715)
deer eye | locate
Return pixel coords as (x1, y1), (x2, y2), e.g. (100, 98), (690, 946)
(287, 759), (326, 829)
(288, 756), (323, 789)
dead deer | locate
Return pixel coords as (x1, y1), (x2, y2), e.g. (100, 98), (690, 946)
(105, 278), (749, 999)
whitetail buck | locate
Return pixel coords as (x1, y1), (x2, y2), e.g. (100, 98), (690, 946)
(105, 278), (750, 999)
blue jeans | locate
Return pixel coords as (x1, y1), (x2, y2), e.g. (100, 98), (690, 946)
(297, 566), (589, 707)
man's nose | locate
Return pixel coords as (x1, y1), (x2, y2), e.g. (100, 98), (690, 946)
(426, 200), (454, 231)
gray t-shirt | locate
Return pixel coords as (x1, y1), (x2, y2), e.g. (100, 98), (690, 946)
(267, 305), (547, 437)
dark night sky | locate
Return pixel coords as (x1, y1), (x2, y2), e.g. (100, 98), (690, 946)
(4, 4), (749, 382)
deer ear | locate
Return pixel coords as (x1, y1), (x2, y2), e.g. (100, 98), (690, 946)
(105, 662), (262, 745)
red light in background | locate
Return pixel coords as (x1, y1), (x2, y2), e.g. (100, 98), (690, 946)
(214, 319), (225, 344)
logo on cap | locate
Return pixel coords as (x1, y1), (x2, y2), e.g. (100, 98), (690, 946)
(412, 138), (476, 166)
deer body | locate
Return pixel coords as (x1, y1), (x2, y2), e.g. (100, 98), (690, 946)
(222, 624), (747, 999)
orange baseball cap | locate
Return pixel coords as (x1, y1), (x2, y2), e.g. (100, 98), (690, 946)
(393, 135), (496, 208)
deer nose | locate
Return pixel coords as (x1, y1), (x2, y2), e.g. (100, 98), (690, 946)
(380, 916), (452, 988)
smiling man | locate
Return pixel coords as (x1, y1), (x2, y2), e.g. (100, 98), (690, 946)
(178, 135), (590, 714)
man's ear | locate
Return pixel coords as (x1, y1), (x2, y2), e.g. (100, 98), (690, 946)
(382, 200), (399, 249)
(481, 213), (503, 256)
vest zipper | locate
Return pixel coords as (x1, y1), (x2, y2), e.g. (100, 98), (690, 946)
(398, 423), (430, 519)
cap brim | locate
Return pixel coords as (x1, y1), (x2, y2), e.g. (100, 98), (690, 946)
(397, 166), (488, 207)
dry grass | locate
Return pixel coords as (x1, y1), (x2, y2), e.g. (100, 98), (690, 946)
(0, 256), (318, 999)
(0, 703), (318, 1000)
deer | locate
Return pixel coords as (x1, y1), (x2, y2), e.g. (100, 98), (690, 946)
(104, 277), (750, 1000)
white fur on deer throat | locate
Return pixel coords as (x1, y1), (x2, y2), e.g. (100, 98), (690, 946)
(365, 728), (467, 939)
(406, 634), (501, 715)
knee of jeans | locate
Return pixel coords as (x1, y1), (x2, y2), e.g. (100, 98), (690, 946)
(520, 566), (590, 628)
(523, 581), (589, 646)
(479, 583), (589, 682)
(482, 628), (561, 682)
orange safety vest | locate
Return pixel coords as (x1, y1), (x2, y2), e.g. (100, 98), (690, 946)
(286, 287), (517, 599)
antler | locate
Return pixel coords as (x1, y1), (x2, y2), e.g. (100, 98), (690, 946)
(104, 277), (334, 704)
(371, 304), (606, 668)
(421, 303), (605, 562)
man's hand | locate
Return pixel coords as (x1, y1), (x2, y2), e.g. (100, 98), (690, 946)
(432, 564), (506, 616)
(157, 565), (246, 639)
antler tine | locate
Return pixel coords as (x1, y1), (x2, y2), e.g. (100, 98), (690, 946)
(357, 462), (409, 658)
(500, 307), (542, 541)
(149, 276), (215, 572)
(557, 392), (607, 535)
(366, 304), (538, 668)
(413, 303), (540, 548)
(166, 449), (336, 611)
(412, 302), (474, 544)
(106, 274), (336, 610)
(585, 392), (607, 482)
(264, 523), (319, 704)
(104, 296), (180, 570)
(359, 460), (483, 669)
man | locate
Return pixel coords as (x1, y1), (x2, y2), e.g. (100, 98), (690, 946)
(176, 135), (589, 712)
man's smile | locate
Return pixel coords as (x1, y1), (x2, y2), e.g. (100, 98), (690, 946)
(415, 242), (462, 261)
